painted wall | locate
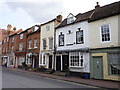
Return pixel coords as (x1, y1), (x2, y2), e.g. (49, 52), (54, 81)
(56, 21), (89, 51)
(89, 15), (119, 48)
(40, 21), (55, 51)
(118, 15), (120, 45)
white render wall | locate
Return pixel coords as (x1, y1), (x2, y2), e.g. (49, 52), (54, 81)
(56, 20), (90, 73)
(56, 21), (89, 51)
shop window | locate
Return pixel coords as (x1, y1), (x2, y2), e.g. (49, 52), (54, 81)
(108, 53), (120, 75)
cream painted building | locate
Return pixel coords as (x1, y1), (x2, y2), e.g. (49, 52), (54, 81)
(89, 1), (120, 81)
(39, 15), (62, 69)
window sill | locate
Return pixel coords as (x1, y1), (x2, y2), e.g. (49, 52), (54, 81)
(33, 47), (37, 49)
(70, 66), (84, 68)
(28, 48), (32, 50)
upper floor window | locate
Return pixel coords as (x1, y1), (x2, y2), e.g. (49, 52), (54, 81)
(28, 40), (32, 49)
(4, 39), (6, 43)
(7, 37), (9, 42)
(46, 26), (50, 31)
(19, 43), (23, 51)
(12, 37), (14, 43)
(11, 46), (14, 53)
(49, 37), (53, 49)
(59, 33), (64, 46)
(34, 39), (38, 48)
(20, 34), (23, 39)
(76, 30), (84, 44)
(43, 39), (46, 50)
(0, 41), (2, 45)
(101, 25), (110, 42)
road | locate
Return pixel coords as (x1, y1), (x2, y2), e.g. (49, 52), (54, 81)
(2, 68), (100, 89)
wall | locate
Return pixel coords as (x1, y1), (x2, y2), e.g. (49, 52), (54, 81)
(118, 15), (120, 45)
(56, 21), (89, 51)
(89, 15), (119, 48)
(40, 21), (55, 52)
(27, 31), (40, 54)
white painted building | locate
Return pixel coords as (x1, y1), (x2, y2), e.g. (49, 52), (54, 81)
(55, 12), (94, 75)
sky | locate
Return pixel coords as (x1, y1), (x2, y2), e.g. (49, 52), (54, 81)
(0, 0), (119, 30)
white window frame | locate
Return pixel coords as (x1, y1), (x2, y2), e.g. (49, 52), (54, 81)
(28, 40), (32, 49)
(69, 52), (84, 68)
(34, 39), (38, 48)
(59, 34), (64, 46)
(11, 46), (14, 53)
(49, 37), (53, 50)
(39, 53), (46, 65)
(20, 34), (23, 39)
(12, 37), (14, 43)
(19, 43), (23, 51)
(43, 39), (46, 50)
(76, 30), (84, 44)
(46, 26), (50, 31)
(100, 24), (111, 43)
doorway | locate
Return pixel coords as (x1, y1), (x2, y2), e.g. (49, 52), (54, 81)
(62, 55), (69, 71)
(93, 56), (103, 79)
(56, 56), (61, 71)
(49, 55), (52, 69)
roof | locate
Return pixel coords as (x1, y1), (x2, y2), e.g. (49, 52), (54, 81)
(56, 1), (120, 29)
(56, 10), (94, 29)
(41, 18), (56, 26)
(89, 1), (120, 22)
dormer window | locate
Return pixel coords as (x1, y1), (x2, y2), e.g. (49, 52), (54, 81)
(67, 13), (76, 24)
(32, 26), (39, 32)
(20, 34), (23, 39)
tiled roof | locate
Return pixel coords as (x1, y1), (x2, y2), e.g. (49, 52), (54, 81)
(56, 1), (120, 29)
(56, 10), (94, 29)
(89, 1), (120, 22)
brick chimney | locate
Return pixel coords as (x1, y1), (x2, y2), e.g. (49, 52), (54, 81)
(13, 27), (16, 31)
(56, 15), (62, 22)
(7, 24), (12, 31)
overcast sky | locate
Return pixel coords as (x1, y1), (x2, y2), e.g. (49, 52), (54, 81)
(0, 0), (119, 30)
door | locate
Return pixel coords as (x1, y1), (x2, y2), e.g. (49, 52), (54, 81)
(49, 56), (52, 69)
(56, 56), (61, 71)
(62, 55), (69, 71)
(93, 56), (103, 79)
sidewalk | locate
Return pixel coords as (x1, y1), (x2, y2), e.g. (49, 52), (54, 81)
(2, 67), (120, 89)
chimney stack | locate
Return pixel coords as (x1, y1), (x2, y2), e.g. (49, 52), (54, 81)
(56, 15), (62, 22)
(7, 24), (12, 31)
(95, 2), (100, 9)
(13, 27), (16, 31)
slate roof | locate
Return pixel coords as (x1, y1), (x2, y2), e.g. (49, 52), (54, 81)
(56, 1), (120, 29)
(89, 1), (120, 22)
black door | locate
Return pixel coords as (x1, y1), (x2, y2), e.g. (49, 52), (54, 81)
(49, 56), (52, 69)
(63, 55), (69, 71)
(56, 56), (61, 71)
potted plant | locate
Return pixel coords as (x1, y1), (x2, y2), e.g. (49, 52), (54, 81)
(22, 62), (29, 70)
(65, 68), (71, 77)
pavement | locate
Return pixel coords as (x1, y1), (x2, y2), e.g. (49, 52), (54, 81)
(2, 67), (120, 89)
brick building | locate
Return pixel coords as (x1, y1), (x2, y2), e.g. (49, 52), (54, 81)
(14, 29), (28, 68)
(26, 25), (40, 70)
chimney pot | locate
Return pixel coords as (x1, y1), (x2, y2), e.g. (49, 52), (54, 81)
(95, 2), (100, 9)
